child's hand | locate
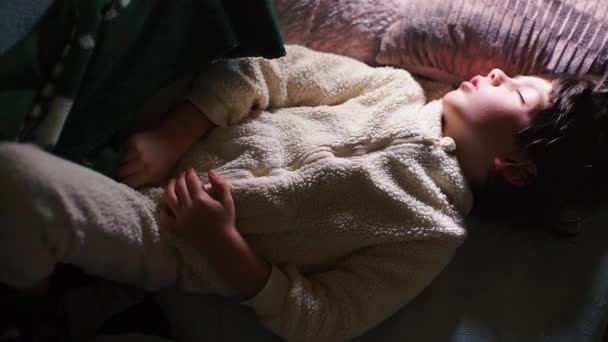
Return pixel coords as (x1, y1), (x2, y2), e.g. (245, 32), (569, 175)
(159, 168), (237, 246)
(117, 129), (182, 188)
(160, 168), (271, 299)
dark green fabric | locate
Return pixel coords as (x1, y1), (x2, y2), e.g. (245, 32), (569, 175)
(0, 32), (40, 141)
(221, 0), (285, 59)
(0, 33), (41, 87)
(0, 0), (53, 54)
(0, 0), (285, 178)
(36, 0), (72, 83)
(0, 90), (36, 141)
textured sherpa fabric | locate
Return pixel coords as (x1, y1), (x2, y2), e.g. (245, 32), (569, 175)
(272, 0), (406, 64)
(179, 45), (472, 341)
(377, 0), (608, 83)
(0, 45), (472, 342)
(0, 143), (181, 290)
(272, 0), (608, 84)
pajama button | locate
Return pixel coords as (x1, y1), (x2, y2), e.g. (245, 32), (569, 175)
(421, 138), (438, 146)
(439, 137), (456, 153)
(251, 167), (270, 177)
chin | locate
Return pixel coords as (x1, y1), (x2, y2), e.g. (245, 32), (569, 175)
(442, 89), (461, 105)
(442, 91), (463, 116)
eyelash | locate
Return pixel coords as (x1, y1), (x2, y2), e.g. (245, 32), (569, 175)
(517, 90), (525, 104)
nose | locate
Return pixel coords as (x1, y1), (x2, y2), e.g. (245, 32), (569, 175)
(488, 68), (508, 86)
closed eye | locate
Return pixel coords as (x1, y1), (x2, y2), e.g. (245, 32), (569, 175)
(517, 90), (526, 104)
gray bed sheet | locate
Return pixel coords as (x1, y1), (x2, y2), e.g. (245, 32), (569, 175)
(157, 202), (608, 342)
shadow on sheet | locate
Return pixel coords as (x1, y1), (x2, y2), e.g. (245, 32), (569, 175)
(156, 201), (608, 342)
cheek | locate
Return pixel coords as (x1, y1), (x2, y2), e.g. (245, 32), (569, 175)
(443, 91), (521, 134)
(459, 103), (497, 130)
(485, 108), (530, 130)
(444, 90), (491, 119)
(478, 112), (526, 152)
(474, 110), (506, 129)
(464, 110), (526, 153)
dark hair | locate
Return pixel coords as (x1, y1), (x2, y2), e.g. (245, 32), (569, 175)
(471, 75), (608, 236)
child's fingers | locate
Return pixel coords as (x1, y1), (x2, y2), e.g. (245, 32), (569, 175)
(176, 171), (192, 208)
(164, 178), (179, 214)
(185, 169), (203, 198)
(208, 169), (232, 205)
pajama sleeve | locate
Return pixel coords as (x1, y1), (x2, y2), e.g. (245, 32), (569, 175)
(242, 238), (461, 342)
(187, 45), (407, 126)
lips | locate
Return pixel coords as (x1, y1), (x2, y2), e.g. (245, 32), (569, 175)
(461, 76), (480, 91)
(460, 81), (475, 91)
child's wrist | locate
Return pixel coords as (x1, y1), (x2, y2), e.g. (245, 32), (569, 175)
(203, 227), (271, 299)
(198, 225), (240, 254)
(159, 101), (215, 152)
(156, 124), (191, 154)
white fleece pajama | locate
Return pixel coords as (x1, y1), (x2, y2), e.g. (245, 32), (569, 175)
(0, 45), (473, 342)
(0, 143), (180, 290)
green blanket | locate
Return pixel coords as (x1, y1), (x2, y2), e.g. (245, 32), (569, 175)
(0, 0), (285, 177)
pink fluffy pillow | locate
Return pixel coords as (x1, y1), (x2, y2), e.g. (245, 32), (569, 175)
(272, 0), (608, 84)
(376, 0), (608, 83)
(272, 0), (405, 64)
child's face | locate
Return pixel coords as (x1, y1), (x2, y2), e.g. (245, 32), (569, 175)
(442, 69), (553, 157)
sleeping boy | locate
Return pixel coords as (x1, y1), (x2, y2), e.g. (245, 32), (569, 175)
(1, 45), (604, 341)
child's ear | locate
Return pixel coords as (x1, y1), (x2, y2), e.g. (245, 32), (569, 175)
(493, 158), (538, 188)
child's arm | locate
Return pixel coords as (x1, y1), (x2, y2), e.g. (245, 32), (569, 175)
(159, 168), (271, 299)
(239, 240), (459, 342)
(117, 101), (216, 188)
(187, 45), (404, 127)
